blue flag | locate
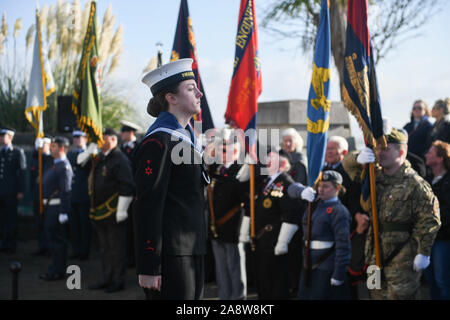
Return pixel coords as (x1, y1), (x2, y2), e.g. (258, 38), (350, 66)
(306, 0), (331, 187)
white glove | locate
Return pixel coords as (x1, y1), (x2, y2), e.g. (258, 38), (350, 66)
(239, 216), (251, 243)
(236, 154), (258, 182)
(301, 187), (316, 202)
(116, 196), (133, 223)
(58, 213), (69, 224)
(77, 142), (98, 165)
(356, 147), (376, 164)
(330, 278), (344, 286)
(274, 222), (299, 255)
(413, 254), (430, 272)
(35, 138), (44, 149)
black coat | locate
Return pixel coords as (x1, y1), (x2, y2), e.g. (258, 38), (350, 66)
(428, 116), (450, 146)
(92, 147), (134, 207)
(30, 149), (53, 201)
(403, 117), (433, 158)
(207, 163), (247, 243)
(133, 132), (208, 275)
(279, 149), (308, 184)
(0, 145), (26, 196)
(427, 171), (450, 241)
(248, 172), (301, 254)
(67, 149), (90, 204)
(120, 139), (138, 161)
(42, 158), (73, 214)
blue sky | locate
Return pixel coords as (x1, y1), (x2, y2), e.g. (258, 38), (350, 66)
(2, 0), (450, 143)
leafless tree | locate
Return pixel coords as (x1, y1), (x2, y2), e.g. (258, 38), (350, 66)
(261, 0), (444, 97)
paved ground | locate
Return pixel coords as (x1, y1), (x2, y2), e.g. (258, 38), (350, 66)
(0, 223), (430, 300)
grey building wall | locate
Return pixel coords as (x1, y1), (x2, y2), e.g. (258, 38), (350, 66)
(256, 99), (355, 152)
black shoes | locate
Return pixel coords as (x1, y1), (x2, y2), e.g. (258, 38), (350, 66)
(39, 273), (65, 281)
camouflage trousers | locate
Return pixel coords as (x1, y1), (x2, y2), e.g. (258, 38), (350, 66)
(369, 267), (422, 300)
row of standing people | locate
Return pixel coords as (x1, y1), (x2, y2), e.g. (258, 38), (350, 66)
(0, 123), (141, 293)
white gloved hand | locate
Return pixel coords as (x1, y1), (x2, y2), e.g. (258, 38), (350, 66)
(356, 147), (376, 164)
(77, 142), (98, 165)
(330, 278), (344, 286)
(274, 222), (299, 255)
(35, 138), (44, 150)
(116, 196), (133, 223)
(58, 213), (69, 224)
(413, 254), (430, 272)
(301, 187), (316, 202)
(236, 164), (250, 182)
(239, 216), (251, 243)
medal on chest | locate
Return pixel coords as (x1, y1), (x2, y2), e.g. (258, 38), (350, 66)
(270, 182), (284, 198)
(263, 198), (272, 209)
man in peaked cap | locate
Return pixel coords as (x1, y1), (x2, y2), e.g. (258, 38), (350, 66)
(0, 127), (26, 254)
(120, 120), (142, 158)
(134, 58), (209, 300)
(39, 136), (73, 280)
(67, 129), (91, 260)
(85, 128), (134, 293)
(356, 125), (441, 299)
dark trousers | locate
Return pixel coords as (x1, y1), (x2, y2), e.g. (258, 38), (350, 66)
(93, 217), (127, 285)
(253, 250), (290, 300)
(44, 206), (68, 276)
(0, 195), (18, 251)
(144, 255), (205, 300)
(287, 230), (303, 296)
(126, 201), (135, 267)
(68, 202), (91, 257)
(33, 199), (48, 251)
(298, 268), (351, 300)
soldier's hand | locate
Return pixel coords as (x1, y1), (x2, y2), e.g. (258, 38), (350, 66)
(413, 254), (430, 272)
(58, 213), (69, 224)
(356, 147), (376, 164)
(239, 216), (251, 243)
(301, 187), (316, 202)
(35, 138), (44, 150)
(138, 274), (161, 291)
(274, 242), (288, 255)
(330, 278), (344, 286)
(116, 210), (128, 223)
(17, 193), (24, 201)
(355, 212), (369, 234)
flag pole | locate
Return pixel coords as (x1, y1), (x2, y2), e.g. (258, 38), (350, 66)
(36, 7), (46, 216)
(369, 162), (382, 267)
(250, 163), (255, 251)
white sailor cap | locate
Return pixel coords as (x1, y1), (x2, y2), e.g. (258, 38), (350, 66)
(142, 58), (195, 96)
(0, 128), (15, 136)
(120, 120), (142, 132)
(72, 129), (87, 137)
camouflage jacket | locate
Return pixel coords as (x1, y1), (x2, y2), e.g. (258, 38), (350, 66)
(365, 161), (441, 268)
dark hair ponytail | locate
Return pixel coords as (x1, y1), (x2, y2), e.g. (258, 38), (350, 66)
(146, 83), (180, 117)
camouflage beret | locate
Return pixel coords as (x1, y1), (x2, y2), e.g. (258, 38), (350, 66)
(321, 170), (343, 185)
(385, 128), (408, 144)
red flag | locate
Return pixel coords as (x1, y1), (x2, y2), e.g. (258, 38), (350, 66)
(225, 0), (262, 140)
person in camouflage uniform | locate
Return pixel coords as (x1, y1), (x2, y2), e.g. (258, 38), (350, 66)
(347, 128), (441, 300)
